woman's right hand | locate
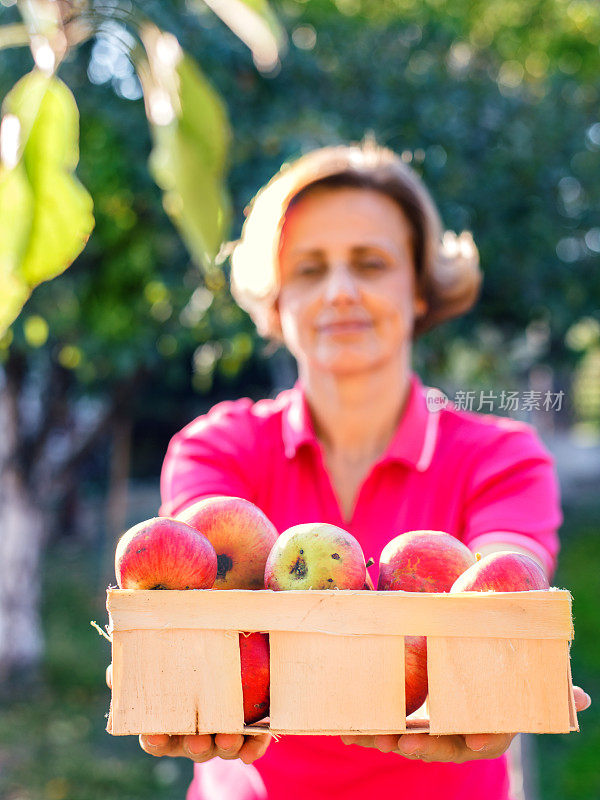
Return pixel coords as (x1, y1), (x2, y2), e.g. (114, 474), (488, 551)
(106, 664), (271, 764)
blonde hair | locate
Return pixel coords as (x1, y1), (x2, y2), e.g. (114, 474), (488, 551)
(229, 140), (482, 338)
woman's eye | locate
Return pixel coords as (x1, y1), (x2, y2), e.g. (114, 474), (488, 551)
(356, 257), (386, 271)
(296, 262), (324, 277)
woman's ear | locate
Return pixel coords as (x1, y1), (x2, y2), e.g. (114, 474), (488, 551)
(265, 300), (284, 340)
(414, 293), (428, 318)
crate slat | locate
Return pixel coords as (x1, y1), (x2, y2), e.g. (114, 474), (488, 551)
(269, 632), (406, 734)
(427, 637), (572, 734)
(107, 589), (573, 639)
(109, 628), (244, 735)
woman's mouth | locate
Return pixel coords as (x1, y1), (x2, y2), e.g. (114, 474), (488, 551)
(317, 320), (372, 335)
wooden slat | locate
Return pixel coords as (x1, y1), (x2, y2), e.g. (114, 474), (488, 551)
(109, 628), (245, 735)
(269, 631), (406, 734)
(247, 720), (431, 735)
(427, 637), (572, 734)
(107, 589), (573, 640)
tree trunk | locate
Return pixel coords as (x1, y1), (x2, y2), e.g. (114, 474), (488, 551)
(102, 413), (132, 589)
(0, 364), (45, 682)
(0, 356), (146, 680)
(0, 466), (45, 682)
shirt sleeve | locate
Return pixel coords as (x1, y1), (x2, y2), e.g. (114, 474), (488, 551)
(159, 398), (257, 518)
(461, 423), (562, 576)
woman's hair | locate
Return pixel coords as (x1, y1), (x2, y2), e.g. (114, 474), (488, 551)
(229, 140), (482, 338)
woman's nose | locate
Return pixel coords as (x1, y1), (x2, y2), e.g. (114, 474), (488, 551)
(323, 264), (360, 303)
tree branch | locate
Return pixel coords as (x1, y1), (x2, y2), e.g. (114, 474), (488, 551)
(19, 358), (71, 479)
(52, 367), (148, 488)
(2, 349), (27, 469)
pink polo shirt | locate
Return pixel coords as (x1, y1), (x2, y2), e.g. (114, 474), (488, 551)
(160, 373), (561, 800)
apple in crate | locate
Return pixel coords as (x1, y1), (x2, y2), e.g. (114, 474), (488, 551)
(377, 530), (476, 715)
(177, 496), (279, 590)
(450, 551), (549, 593)
(265, 522), (366, 590)
(115, 517), (217, 590)
(177, 497), (276, 723)
(240, 632), (270, 724)
(403, 638), (429, 716)
(378, 530), (476, 592)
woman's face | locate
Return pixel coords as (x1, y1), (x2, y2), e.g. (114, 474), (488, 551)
(275, 186), (427, 377)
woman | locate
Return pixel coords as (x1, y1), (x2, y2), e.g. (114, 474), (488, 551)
(141, 142), (591, 799)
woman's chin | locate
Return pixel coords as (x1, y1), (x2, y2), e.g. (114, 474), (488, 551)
(311, 350), (388, 376)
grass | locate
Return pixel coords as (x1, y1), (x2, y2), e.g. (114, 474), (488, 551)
(0, 500), (598, 800)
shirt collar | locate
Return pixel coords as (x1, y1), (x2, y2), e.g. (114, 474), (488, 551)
(282, 381), (317, 458)
(282, 373), (439, 472)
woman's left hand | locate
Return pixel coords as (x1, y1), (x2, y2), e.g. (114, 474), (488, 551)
(341, 686), (591, 763)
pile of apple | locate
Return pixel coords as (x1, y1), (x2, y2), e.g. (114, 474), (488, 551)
(114, 497), (549, 723)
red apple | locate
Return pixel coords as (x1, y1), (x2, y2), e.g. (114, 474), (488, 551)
(450, 551), (549, 593)
(265, 523), (366, 590)
(404, 636), (428, 716)
(377, 530), (475, 716)
(115, 517), (217, 590)
(177, 496), (279, 590)
(378, 530), (476, 592)
(240, 632), (270, 725)
(177, 498), (276, 720)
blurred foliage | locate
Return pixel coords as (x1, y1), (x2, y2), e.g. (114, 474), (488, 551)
(189, 0), (286, 71)
(0, 70), (94, 332)
(566, 317), (600, 432)
(145, 48), (232, 268)
(0, 0), (598, 427)
(0, 0), (285, 335)
(136, 21), (234, 270)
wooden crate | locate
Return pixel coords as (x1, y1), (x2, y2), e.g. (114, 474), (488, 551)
(106, 588), (578, 737)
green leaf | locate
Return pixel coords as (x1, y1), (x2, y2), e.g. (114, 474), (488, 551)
(142, 40), (232, 267)
(0, 70), (94, 334)
(193, 0), (285, 71)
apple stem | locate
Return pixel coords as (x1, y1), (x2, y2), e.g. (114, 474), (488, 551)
(366, 557), (375, 568)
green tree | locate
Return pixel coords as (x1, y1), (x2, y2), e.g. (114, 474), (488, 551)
(0, 0), (283, 679)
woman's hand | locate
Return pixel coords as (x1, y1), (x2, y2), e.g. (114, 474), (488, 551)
(341, 686), (591, 764)
(106, 664), (271, 764)
(138, 732), (271, 764)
